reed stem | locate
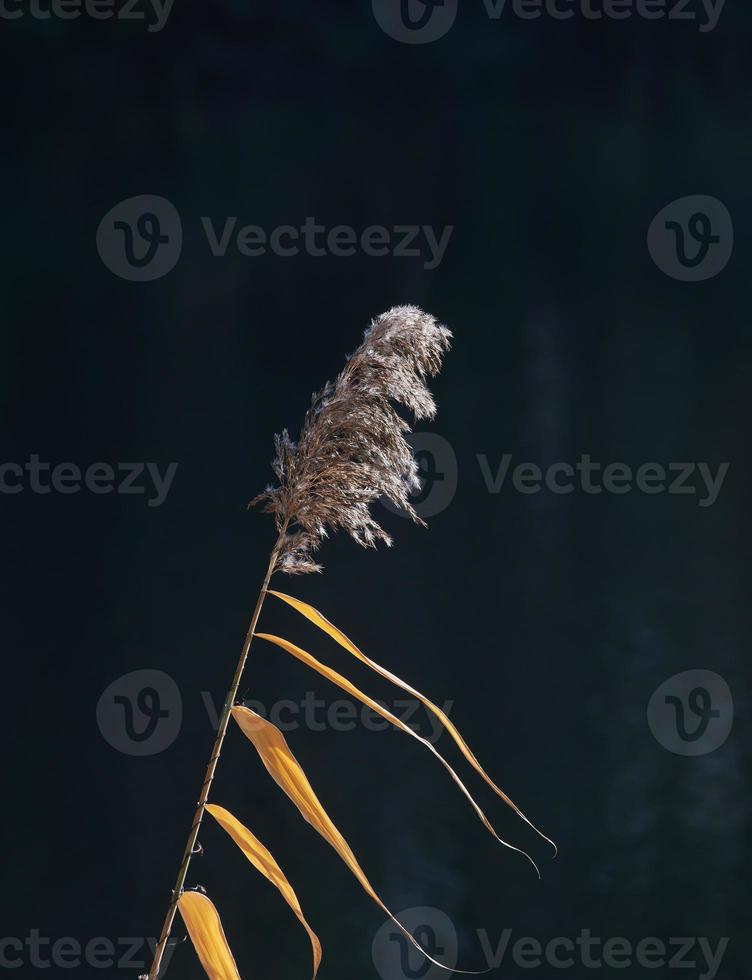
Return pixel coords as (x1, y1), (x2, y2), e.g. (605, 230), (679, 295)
(145, 529), (286, 980)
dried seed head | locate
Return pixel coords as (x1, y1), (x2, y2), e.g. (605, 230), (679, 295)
(251, 305), (451, 574)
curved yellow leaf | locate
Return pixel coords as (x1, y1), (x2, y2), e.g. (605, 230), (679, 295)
(177, 891), (240, 980)
(267, 589), (555, 854)
(206, 803), (322, 979)
(231, 705), (478, 974)
(255, 632), (538, 873)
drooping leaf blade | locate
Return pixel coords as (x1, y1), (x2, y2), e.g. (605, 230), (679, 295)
(255, 631), (539, 873)
(177, 891), (240, 980)
(230, 706), (477, 974)
(206, 803), (322, 979)
(267, 589), (555, 854)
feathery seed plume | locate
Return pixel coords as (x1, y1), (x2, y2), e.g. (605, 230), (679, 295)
(251, 305), (452, 574)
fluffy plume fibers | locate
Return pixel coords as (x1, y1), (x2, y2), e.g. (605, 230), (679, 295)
(251, 306), (452, 574)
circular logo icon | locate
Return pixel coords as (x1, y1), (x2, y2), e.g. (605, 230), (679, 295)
(372, 0), (457, 44)
(97, 195), (182, 282)
(647, 669), (733, 756)
(372, 906), (459, 980)
(647, 195), (733, 282)
(97, 669), (182, 756)
(381, 433), (458, 520)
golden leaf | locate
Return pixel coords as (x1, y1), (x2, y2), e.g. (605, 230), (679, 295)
(230, 705), (472, 973)
(206, 803), (322, 979)
(177, 891), (240, 980)
(255, 631), (538, 871)
(267, 589), (555, 854)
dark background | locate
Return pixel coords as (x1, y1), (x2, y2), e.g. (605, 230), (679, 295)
(1, 1), (750, 977)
